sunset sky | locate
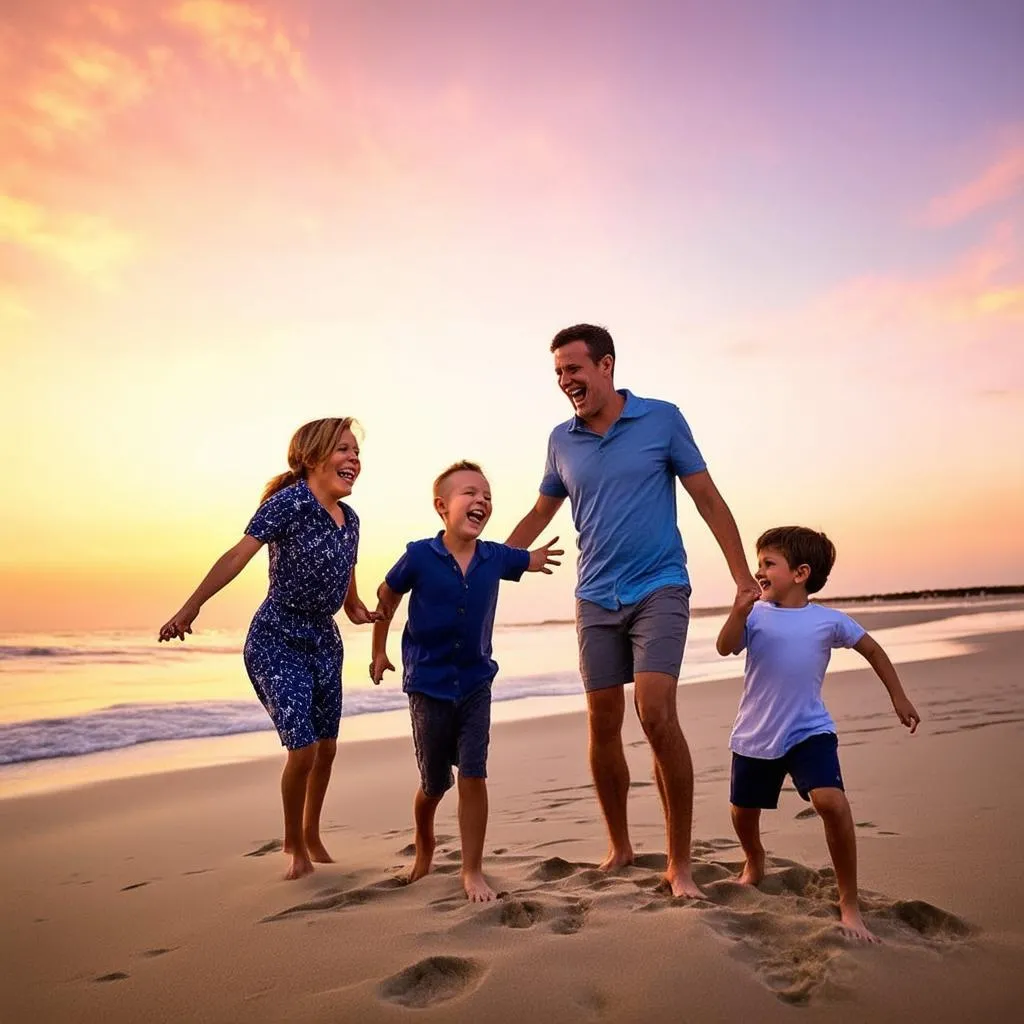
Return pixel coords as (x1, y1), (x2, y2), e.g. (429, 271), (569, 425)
(2, 0), (1022, 632)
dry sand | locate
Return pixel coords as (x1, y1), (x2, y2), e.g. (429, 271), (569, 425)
(3, 608), (1023, 1022)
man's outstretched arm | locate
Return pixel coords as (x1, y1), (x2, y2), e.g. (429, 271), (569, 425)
(506, 494), (565, 549)
(680, 470), (760, 602)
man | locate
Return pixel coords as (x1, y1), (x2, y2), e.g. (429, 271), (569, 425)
(507, 324), (760, 898)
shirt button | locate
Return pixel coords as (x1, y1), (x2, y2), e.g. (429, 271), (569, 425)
(457, 608), (465, 615)
(454, 641), (462, 649)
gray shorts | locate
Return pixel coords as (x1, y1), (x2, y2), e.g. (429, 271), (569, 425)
(408, 684), (492, 797)
(576, 584), (692, 692)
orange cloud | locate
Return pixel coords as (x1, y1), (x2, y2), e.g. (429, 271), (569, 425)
(925, 141), (1024, 226)
(0, 194), (136, 286)
(726, 222), (1024, 363)
(165, 1), (305, 83)
(24, 40), (155, 145)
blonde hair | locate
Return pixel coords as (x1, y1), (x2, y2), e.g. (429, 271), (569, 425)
(433, 460), (484, 498)
(261, 417), (360, 503)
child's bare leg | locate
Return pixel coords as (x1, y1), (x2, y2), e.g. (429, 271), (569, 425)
(810, 787), (879, 943)
(408, 786), (442, 883)
(731, 804), (766, 885)
(457, 775), (495, 902)
(302, 739), (337, 863)
(281, 745), (316, 880)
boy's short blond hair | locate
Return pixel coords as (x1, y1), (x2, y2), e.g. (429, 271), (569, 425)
(433, 460), (485, 498)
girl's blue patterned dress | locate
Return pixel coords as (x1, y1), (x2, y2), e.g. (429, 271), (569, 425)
(242, 479), (359, 749)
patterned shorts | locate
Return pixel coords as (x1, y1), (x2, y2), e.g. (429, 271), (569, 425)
(243, 601), (343, 750)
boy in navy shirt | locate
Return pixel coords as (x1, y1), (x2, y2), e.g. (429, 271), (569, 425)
(371, 461), (562, 901)
(717, 526), (920, 942)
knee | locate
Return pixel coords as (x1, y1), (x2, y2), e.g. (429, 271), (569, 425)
(287, 745), (317, 773)
(809, 788), (847, 820)
(313, 740), (337, 770)
(589, 709), (623, 746)
(635, 698), (675, 741)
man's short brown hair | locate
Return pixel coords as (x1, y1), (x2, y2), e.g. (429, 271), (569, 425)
(433, 460), (485, 497)
(756, 526), (836, 595)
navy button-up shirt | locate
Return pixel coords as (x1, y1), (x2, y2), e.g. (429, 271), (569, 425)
(385, 534), (530, 700)
(245, 479), (360, 616)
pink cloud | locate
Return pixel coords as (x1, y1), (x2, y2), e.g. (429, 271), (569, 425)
(925, 137), (1024, 227)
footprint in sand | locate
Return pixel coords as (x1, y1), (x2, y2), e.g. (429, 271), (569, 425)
(264, 877), (406, 921)
(377, 956), (484, 1009)
(499, 898), (546, 929)
(140, 948), (176, 959)
(551, 899), (590, 934)
(795, 807), (817, 820)
(94, 972), (129, 983)
(245, 839), (282, 857)
(697, 860), (976, 1005)
(120, 881), (151, 892)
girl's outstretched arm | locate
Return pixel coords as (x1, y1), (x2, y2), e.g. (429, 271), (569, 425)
(343, 570), (382, 624)
(158, 535), (263, 641)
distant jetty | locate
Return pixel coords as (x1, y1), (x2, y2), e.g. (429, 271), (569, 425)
(503, 585), (1024, 628)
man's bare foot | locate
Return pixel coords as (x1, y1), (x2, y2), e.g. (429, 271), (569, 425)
(598, 846), (634, 872)
(303, 837), (334, 864)
(737, 849), (765, 886)
(838, 903), (880, 943)
(665, 863), (703, 899)
(285, 853), (315, 880)
(407, 834), (436, 884)
(462, 870), (496, 902)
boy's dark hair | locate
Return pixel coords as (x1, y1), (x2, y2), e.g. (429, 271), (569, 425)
(756, 526), (836, 595)
(433, 460), (484, 497)
(550, 324), (615, 368)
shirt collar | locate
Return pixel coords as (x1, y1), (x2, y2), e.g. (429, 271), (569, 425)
(429, 532), (491, 560)
(568, 388), (647, 432)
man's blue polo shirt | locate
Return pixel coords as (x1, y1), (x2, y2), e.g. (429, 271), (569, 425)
(384, 534), (530, 700)
(540, 389), (706, 611)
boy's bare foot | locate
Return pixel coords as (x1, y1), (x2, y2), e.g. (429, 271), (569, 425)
(598, 846), (634, 872)
(665, 863), (702, 899)
(462, 870), (496, 902)
(285, 853), (315, 880)
(737, 849), (766, 886)
(838, 903), (880, 943)
(407, 835), (436, 884)
(304, 837), (334, 864)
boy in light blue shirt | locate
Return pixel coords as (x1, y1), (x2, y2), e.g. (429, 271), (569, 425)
(717, 526), (920, 943)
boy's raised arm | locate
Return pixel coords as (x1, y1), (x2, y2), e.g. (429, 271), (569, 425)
(853, 634), (921, 733)
(716, 590), (758, 656)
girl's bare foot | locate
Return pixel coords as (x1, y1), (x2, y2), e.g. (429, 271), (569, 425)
(462, 870), (495, 902)
(598, 846), (633, 872)
(304, 837), (334, 864)
(839, 903), (880, 943)
(285, 853), (315, 880)
(737, 849), (765, 886)
(407, 834), (435, 884)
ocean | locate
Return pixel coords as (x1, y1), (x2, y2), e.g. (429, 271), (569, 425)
(2, 599), (1021, 796)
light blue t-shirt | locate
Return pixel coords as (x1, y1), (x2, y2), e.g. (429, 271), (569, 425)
(729, 602), (866, 759)
(540, 390), (706, 611)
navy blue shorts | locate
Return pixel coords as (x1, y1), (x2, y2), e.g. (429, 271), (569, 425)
(408, 685), (491, 797)
(243, 601), (343, 750)
(730, 733), (844, 809)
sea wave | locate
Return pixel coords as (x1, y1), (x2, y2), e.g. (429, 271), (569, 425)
(0, 671), (583, 766)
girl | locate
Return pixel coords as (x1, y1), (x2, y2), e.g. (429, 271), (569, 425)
(159, 417), (378, 880)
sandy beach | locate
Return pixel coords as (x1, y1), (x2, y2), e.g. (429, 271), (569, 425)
(3, 604), (1023, 1022)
